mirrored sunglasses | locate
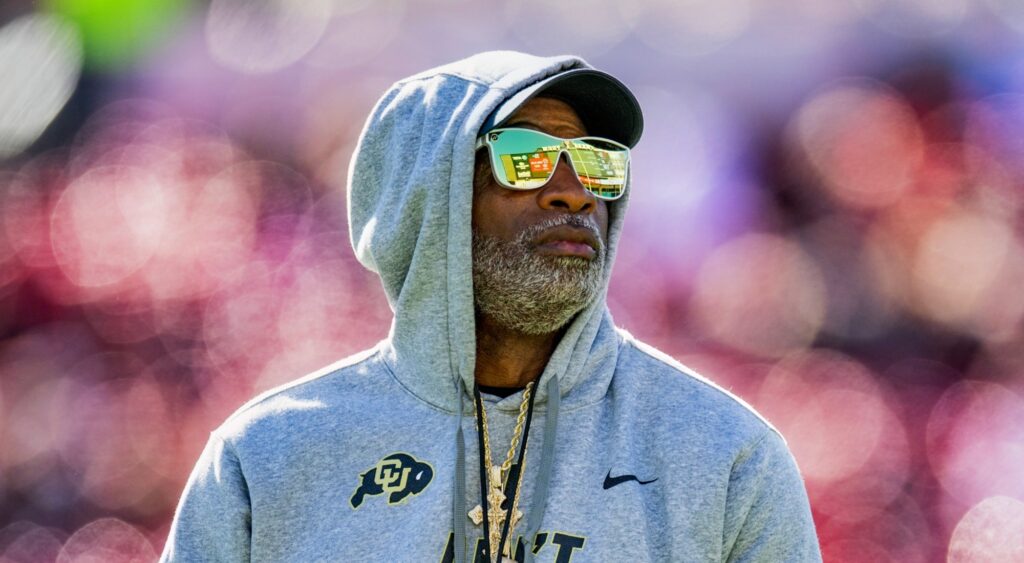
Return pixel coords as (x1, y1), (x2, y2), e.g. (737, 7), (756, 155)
(475, 127), (630, 201)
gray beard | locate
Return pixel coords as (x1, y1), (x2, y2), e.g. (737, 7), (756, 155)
(471, 216), (606, 335)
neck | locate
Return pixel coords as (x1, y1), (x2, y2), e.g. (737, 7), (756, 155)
(474, 312), (562, 389)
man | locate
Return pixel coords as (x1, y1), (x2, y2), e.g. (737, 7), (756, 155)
(161, 51), (821, 562)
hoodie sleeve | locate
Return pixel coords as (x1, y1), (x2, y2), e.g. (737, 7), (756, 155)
(160, 432), (252, 562)
(722, 429), (822, 562)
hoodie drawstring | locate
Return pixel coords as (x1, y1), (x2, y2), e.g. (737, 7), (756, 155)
(523, 374), (560, 563)
(453, 383), (467, 563)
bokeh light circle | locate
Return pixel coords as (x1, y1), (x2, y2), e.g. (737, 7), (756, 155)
(0, 13), (82, 158)
(50, 165), (168, 289)
(789, 79), (924, 210)
(787, 388), (890, 482)
(911, 210), (1020, 332)
(206, 0), (334, 74)
(56, 518), (156, 563)
(305, 0), (406, 70)
(927, 380), (1024, 504)
(2, 372), (71, 472)
(756, 350), (895, 486)
(690, 233), (827, 357)
(201, 262), (282, 379)
(2, 153), (68, 269)
(947, 496), (1024, 562)
(0, 521), (66, 563)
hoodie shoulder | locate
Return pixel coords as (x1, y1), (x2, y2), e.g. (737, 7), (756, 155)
(214, 345), (386, 443)
(614, 330), (782, 445)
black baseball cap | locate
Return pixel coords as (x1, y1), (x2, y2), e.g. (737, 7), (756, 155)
(480, 68), (644, 148)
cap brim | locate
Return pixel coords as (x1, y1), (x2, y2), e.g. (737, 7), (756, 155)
(481, 68), (644, 148)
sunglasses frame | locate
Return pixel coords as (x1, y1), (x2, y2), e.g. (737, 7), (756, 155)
(475, 127), (630, 201)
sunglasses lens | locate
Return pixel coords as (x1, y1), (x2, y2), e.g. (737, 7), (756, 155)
(486, 129), (629, 199)
(566, 138), (629, 200)
(488, 129), (560, 190)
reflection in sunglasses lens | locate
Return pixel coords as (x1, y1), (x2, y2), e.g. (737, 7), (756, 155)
(488, 129), (628, 199)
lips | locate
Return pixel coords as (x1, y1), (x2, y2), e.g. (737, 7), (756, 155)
(533, 224), (601, 259)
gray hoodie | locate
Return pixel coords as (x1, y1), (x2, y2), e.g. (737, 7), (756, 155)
(160, 51), (822, 562)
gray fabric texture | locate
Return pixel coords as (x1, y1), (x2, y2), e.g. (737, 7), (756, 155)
(160, 50), (822, 562)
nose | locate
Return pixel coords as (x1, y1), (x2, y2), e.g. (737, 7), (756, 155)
(537, 153), (597, 214)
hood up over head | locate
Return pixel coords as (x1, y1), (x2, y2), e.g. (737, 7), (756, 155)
(347, 50), (642, 411)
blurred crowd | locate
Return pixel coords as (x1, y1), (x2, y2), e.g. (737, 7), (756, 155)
(2, 0), (1024, 561)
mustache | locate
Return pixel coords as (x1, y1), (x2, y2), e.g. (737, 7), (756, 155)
(518, 215), (604, 249)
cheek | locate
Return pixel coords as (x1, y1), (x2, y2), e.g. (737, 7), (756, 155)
(473, 188), (542, 244)
(472, 172), (511, 239)
(472, 157), (540, 241)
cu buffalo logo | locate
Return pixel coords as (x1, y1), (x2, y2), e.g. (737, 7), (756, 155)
(350, 452), (434, 509)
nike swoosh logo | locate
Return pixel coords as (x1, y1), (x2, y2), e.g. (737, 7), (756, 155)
(603, 470), (658, 490)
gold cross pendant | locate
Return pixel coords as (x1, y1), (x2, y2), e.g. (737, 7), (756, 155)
(469, 485), (506, 525)
(469, 466), (506, 525)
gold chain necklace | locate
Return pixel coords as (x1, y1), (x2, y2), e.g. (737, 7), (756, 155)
(468, 381), (534, 562)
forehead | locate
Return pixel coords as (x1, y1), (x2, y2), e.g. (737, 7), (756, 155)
(503, 97), (587, 138)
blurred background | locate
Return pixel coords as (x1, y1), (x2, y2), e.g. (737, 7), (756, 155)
(1, 0), (1023, 560)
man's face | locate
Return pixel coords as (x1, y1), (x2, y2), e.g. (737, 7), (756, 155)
(471, 96), (611, 335)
